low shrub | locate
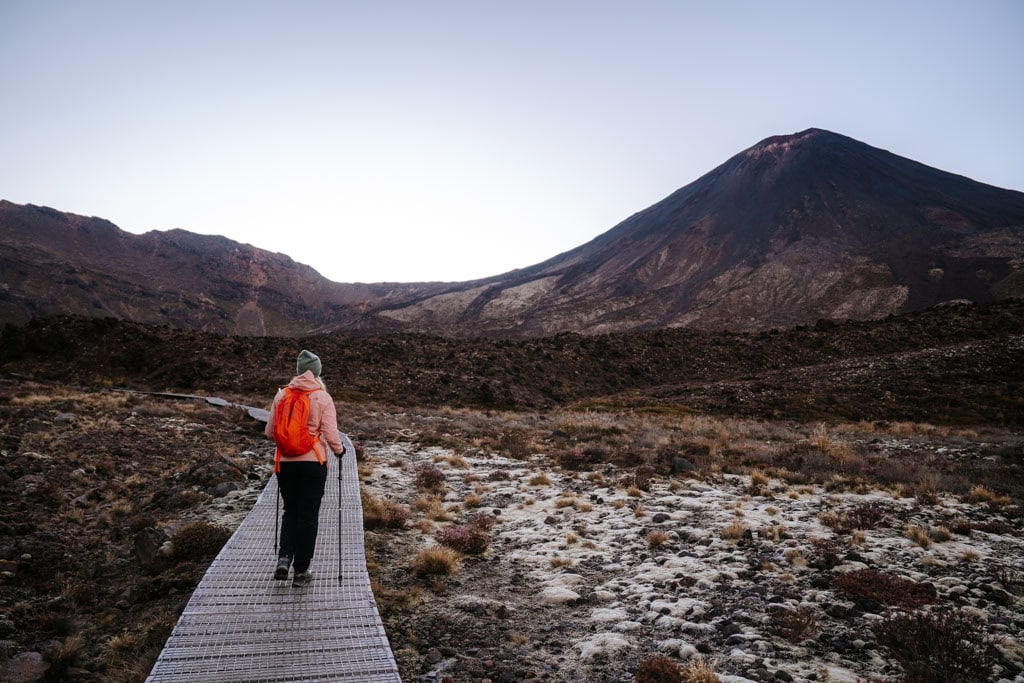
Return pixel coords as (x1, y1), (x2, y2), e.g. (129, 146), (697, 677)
(498, 429), (531, 459)
(833, 569), (937, 610)
(169, 521), (231, 563)
(413, 464), (446, 491)
(873, 608), (996, 683)
(634, 465), (656, 491)
(362, 492), (410, 530)
(635, 655), (682, 683)
(557, 448), (592, 471)
(466, 512), (497, 532)
(435, 524), (489, 555)
(809, 536), (844, 569)
(820, 502), (888, 533)
(844, 501), (888, 529)
(770, 606), (818, 642)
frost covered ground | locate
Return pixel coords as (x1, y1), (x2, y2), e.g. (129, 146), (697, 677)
(356, 411), (1024, 683)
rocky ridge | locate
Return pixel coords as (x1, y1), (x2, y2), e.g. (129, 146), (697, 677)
(4, 128), (1023, 337)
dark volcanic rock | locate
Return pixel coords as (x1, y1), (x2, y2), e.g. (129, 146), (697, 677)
(334, 128), (1024, 336)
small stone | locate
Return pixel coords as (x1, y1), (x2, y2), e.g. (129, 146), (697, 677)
(825, 604), (851, 619)
(652, 513), (670, 523)
(671, 457), (696, 474)
(990, 589), (1013, 606)
(0, 651), (49, 682)
(717, 621), (743, 637)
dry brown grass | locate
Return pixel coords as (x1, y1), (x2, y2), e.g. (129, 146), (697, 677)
(411, 546), (461, 576)
(371, 580), (424, 610)
(506, 631), (529, 646)
(528, 473), (552, 487)
(413, 495), (452, 522)
(721, 521), (748, 541)
(965, 486), (1011, 506)
(680, 656), (719, 683)
(447, 455), (470, 469)
(750, 469), (769, 487)
(549, 556), (573, 569)
(647, 530), (668, 548)
(906, 526), (933, 549)
(961, 549), (981, 563)
(361, 491), (410, 529)
(784, 548), (807, 567)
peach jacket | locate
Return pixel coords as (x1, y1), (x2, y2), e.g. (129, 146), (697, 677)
(264, 370), (344, 463)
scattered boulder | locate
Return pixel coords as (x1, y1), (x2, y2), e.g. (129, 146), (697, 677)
(0, 652), (49, 683)
(133, 527), (170, 569)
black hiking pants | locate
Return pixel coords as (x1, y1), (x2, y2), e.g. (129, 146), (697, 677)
(277, 461), (328, 573)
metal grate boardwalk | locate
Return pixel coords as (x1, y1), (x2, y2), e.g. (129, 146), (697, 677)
(146, 434), (401, 682)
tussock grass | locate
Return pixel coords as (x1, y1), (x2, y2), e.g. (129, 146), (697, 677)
(411, 546), (461, 576)
(906, 526), (933, 549)
(528, 472), (552, 487)
(646, 530), (668, 548)
(721, 521), (748, 541)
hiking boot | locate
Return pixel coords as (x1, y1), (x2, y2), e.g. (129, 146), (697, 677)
(273, 558), (290, 580)
(292, 570), (313, 588)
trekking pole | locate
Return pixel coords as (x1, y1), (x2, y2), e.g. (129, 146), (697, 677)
(337, 443), (346, 582)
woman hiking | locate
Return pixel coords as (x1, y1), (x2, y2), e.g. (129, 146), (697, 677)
(265, 349), (344, 587)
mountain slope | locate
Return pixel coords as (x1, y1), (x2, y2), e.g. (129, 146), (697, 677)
(3, 128), (1023, 337)
(374, 128), (1024, 335)
(0, 201), (443, 335)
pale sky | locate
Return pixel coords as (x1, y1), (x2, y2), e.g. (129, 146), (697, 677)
(2, 1), (1022, 283)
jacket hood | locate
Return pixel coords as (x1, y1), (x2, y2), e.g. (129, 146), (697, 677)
(287, 370), (323, 391)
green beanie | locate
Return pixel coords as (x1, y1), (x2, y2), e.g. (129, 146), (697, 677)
(296, 349), (322, 377)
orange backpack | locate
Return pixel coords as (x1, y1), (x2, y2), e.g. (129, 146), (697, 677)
(272, 387), (326, 472)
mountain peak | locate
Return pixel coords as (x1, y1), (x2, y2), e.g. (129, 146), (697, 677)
(3, 129), (1023, 337)
(742, 128), (844, 161)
